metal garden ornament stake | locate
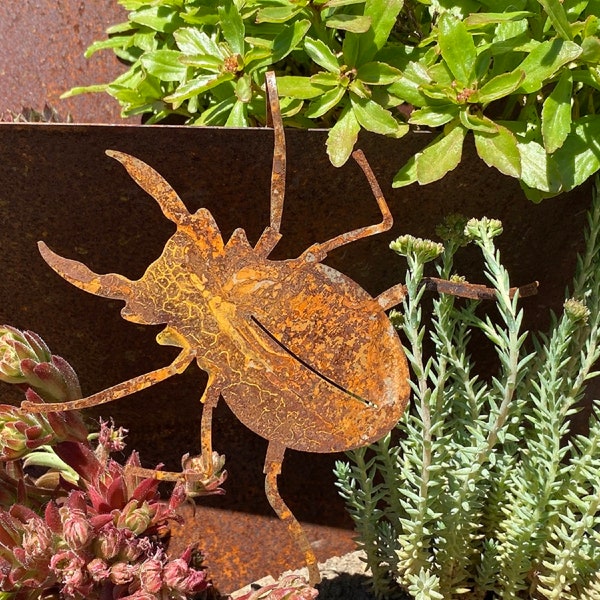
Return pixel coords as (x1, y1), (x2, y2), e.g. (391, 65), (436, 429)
(23, 72), (536, 586)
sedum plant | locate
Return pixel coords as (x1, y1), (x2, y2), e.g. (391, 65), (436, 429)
(335, 180), (600, 599)
(66, 0), (600, 199)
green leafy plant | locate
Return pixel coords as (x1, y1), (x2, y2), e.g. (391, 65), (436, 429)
(67, 0), (600, 199)
(335, 181), (600, 598)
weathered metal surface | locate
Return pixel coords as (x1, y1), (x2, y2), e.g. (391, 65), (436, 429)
(168, 505), (357, 593)
(0, 2), (128, 124)
(22, 75), (411, 584)
(0, 92), (592, 589)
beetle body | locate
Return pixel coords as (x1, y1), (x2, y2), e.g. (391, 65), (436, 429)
(39, 202), (408, 454)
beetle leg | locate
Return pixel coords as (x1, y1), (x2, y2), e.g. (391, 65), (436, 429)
(264, 441), (321, 586)
(255, 72), (286, 258)
(376, 282), (408, 311)
(313, 149), (392, 257)
(422, 276), (539, 300)
(200, 376), (221, 476)
(21, 348), (195, 414)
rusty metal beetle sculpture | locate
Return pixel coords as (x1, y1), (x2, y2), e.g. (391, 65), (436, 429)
(23, 73), (536, 585)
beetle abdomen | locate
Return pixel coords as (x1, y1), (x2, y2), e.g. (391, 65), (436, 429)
(220, 261), (410, 453)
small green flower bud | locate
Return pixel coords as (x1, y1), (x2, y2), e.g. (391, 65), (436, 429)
(117, 500), (155, 535)
(464, 217), (503, 241)
(390, 235), (444, 263)
(435, 214), (470, 246)
(564, 298), (590, 323)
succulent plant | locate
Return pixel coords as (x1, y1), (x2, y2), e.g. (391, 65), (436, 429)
(0, 326), (215, 599)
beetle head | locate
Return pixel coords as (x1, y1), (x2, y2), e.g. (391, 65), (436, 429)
(38, 150), (224, 327)
(38, 241), (164, 325)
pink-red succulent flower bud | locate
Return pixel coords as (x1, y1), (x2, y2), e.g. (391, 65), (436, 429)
(62, 509), (92, 550)
(87, 557), (110, 582)
(20, 517), (53, 567)
(95, 524), (124, 560)
(139, 555), (164, 594)
(110, 560), (137, 586)
(0, 326), (47, 384)
(50, 550), (92, 597)
(180, 451), (227, 497)
(0, 326), (81, 403)
(0, 406), (54, 460)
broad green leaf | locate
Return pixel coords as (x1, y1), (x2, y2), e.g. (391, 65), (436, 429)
(416, 124), (467, 185)
(459, 110), (498, 133)
(120, 0), (153, 8)
(272, 19), (311, 63)
(219, 0), (245, 56)
(61, 84), (108, 98)
(580, 36), (600, 63)
(235, 74), (253, 103)
(349, 79), (370, 98)
(164, 73), (234, 106)
(553, 115), (600, 191)
(310, 72), (341, 86)
(106, 20), (137, 34)
(325, 0), (367, 6)
(225, 100), (248, 126)
(304, 37), (340, 73)
(174, 28), (224, 57)
(438, 12), (477, 85)
(279, 97), (305, 118)
(277, 76), (325, 99)
(392, 154), (418, 188)
(516, 139), (562, 194)
(326, 14), (372, 33)
(387, 61), (431, 106)
(474, 125), (521, 178)
(132, 31), (159, 53)
(542, 70), (573, 153)
(537, 0), (573, 40)
(193, 95), (237, 125)
(464, 11), (534, 26)
(350, 93), (408, 136)
(409, 105), (458, 127)
(516, 39), (582, 93)
(140, 50), (188, 81)
(356, 62), (402, 85)
(306, 86), (346, 118)
(179, 54), (223, 70)
(130, 6), (181, 32)
(343, 0), (405, 66)
(326, 104), (361, 166)
(475, 70), (525, 104)
(255, 5), (303, 23)
(84, 36), (132, 58)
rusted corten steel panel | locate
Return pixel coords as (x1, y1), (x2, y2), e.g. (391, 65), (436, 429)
(0, 121), (592, 588)
(0, 122), (591, 471)
(0, 2), (128, 123)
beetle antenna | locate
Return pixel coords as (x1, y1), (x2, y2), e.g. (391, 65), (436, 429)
(254, 72), (286, 256)
(106, 150), (191, 226)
